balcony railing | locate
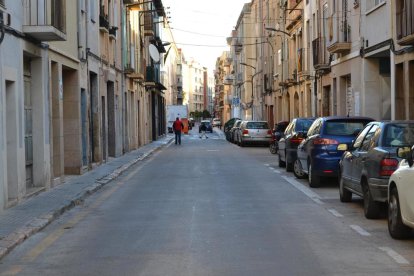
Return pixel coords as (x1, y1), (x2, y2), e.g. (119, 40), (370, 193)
(312, 37), (330, 71)
(99, 6), (109, 31)
(23, 0), (66, 41)
(146, 65), (160, 84)
(143, 12), (154, 37)
(327, 16), (352, 53)
(397, 8), (414, 45)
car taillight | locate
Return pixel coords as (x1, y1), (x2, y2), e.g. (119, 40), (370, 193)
(267, 130), (272, 135)
(290, 136), (304, 144)
(242, 130), (249, 135)
(379, 158), (399, 176)
(313, 138), (339, 145)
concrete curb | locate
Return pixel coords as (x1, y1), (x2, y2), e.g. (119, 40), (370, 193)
(0, 138), (173, 260)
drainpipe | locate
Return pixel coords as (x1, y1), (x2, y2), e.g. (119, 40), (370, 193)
(121, 4), (126, 152)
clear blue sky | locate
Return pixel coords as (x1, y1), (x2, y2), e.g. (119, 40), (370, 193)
(162, 0), (250, 73)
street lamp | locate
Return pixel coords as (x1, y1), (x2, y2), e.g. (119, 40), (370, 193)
(240, 62), (262, 120)
(265, 27), (291, 37)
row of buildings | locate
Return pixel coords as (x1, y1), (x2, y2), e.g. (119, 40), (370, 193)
(0, 0), (214, 211)
(215, 0), (414, 128)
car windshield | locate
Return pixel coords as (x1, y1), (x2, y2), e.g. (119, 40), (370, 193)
(202, 121), (210, 126)
(324, 121), (367, 136)
(295, 120), (314, 132)
(246, 122), (269, 129)
(383, 123), (414, 147)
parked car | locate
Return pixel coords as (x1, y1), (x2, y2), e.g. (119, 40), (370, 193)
(338, 121), (414, 218)
(269, 121), (289, 154)
(224, 118), (241, 141)
(388, 145), (414, 239)
(212, 118), (222, 128)
(296, 116), (374, 187)
(199, 120), (213, 133)
(278, 117), (316, 172)
(230, 120), (243, 143)
(229, 120), (242, 143)
(238, 121), (272, 147)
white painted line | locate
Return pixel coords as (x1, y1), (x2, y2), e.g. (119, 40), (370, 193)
(350, 225), (371, 236)
(328, 209), (344, 218)
(206, 150), (219, 152)
(264, 164), (270, 167)
(379, 247), (410, 265)
(273, 170), (281, 174)
(281, 176), (323, 205)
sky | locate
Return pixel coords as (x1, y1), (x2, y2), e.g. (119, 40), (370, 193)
(161, 0), (250, 73)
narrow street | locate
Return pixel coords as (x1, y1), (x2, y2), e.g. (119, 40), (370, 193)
(0, 128), (413, 276)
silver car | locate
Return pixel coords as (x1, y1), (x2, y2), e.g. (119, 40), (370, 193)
(238, 121), (272, 147)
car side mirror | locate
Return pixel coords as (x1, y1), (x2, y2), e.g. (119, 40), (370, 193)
(397, 146), (414, 167)
(337, 144), (348, 151)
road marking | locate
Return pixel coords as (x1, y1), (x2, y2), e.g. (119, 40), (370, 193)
(350, 225), (371, 236)
(1, 178), (128, 276)
(379, 247), (410, 265)
(328, 209), (344, 218)
(206, 150), (219, 152)
(281, 175), (323, 205)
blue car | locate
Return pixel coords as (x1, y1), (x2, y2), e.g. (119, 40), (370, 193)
(295, 116), (374, 187)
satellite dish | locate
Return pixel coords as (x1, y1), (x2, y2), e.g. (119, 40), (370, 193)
(149, 44), (160, 63)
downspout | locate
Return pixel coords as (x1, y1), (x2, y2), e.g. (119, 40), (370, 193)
(121, 4), (126, 152)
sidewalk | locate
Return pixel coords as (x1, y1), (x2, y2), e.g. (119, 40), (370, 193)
(0, 135), (173, 260)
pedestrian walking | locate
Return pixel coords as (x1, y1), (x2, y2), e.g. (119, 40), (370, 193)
(199, 122), (208, 139)
(172, 117), (184, 145)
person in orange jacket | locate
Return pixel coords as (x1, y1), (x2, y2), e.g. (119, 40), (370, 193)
(172, 117), (184, 145)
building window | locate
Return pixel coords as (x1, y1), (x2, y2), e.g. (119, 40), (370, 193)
(0, 0), (4, 8)
(367, 0), (385, 11)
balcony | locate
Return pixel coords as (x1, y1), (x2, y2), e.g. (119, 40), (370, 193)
(109, 26), (117, 39)
(99, 7), (110, 33)
(397, 7), (414, 45)
(146, 65), (166, 90)
(234, 38), (243, 53)
(327, 16), (351, 53)
(312, 37), (330, 71)
(223, 74), (234, 85)
(22, 0), (66, 41)
(143, 13), (154, 37)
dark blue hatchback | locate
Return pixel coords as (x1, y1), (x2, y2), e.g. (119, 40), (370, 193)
(296, 116), (374, 187)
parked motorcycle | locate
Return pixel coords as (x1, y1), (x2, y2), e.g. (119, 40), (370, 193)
(269, 132), (278, 154)
(269, 121), (289, 155)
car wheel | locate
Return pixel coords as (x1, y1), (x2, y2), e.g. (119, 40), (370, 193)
(308, 163), (321, 188)
(293, 159), (306, 179)
(240, 139), (245, 147)
(269, 143), (277, 154)
(388, 187), (411, 239)
(362, 180), (381, 219)
(278, 154), (286, 168)
(339, 172), (352, 202)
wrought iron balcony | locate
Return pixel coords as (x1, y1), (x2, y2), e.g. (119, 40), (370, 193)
(327, 16), (351, 53)
(22, 0), (66, 41)
(312, 37), (330, 71)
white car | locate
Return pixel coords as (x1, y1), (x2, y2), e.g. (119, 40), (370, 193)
(212, 118), (221, 127)
(388, 146), (414, 239)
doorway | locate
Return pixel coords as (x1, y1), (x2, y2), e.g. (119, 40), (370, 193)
(23, 58), (34, 189)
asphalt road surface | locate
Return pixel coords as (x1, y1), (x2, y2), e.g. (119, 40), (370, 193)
(1, 128), (414, 276)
